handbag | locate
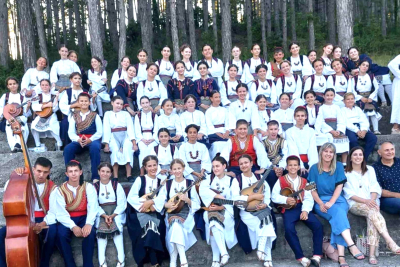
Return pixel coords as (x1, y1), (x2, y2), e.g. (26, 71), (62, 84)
(322, 236), (339, 262)
(356, 229), (379, 257)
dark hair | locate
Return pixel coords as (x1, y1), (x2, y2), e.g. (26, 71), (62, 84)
(236, 83), (248, 92)
(174, 60), (185, 70)
(255, 94), (268, 102)
(273, 47), (284, 54)
(58, 44), (68, 50)
(330, 58), (343, 68)
(212, 156), (228, 166)
(286, 155), (300, 165)
(97, 162), (113, 172)
(5, 77), (18, 86)
(143, 155), (158, 167)
(267, 120), (279, 128)
(303, 90), (316, 98)
(185, 124), (200, 134)
(345, 146), (368, 175)
(251, 43), (261, 50)
(161, 45), (171, 51)
(307, 50), (317, 57)
(77, 92), (91, 101)
(202, 44), (212, 51)
(66, 160), (84, 185)
(347, 46), (359, 56)
(184, 94), (197, 104)
(332, 46), (342, 55)
(68, 50), (78, 58)
(236, 119), (249, 129)
(120, 56), (131, 63)
(279, 92), (292, 100)
(137, 48), (148, 56)
(180, 44), (191, 52)
(38, 57), (48, 67)
(255, 64), (268, 73)
(238, 154), (253, 163)
(227, 64), (238, 72)
(39, 79), (51, 86)
(312, 58), (324, 68)
(359, 59), (370, 71)
(111, 95), (123, 102)
(127, 64), (137, 72)
(294, 106), (307, 116)
(69, 72), (82, 79)
(140, 95), (150, 104)
(289, 42), (300, 51)
(324, 88), (335, 95)
(34, 157), (53, 169)
(161, 98), (173, 108)
(197, 60), (209, 70)
(146, 63), (159, 75)
(210, 90), (220, 98)
(91, 56), (102, 65)
(158, 128), (171, 137)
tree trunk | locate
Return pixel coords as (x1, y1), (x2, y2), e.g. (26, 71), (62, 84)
(127, 0), (134, 22)
(187, 0), (198, 60)
(17, 0), (37, 70)
(176, 0), (187, 44)
(274, 0), (280, 35)
(97, 0), (105, 42)
(165, 0), (171, 44)
(81, 1), (88, 45)
(308, 0), (315, 50)
(33, 0), (48, 63)
(139, 0), (153, 62)
(12, 4), (21, 59)
(382, 0), (387, 36)
(397, 0), (400, 26)
(0, 0), (8, 68)
(260, 0), (268, 59)
(170, 0), (180, 61)
(53, 0), (61, 48)
(69, 1), (75, 41)
(60, 0), (67, 43)
(87, 0), (104, 59)
(282, 0), (287, 51)
(73, 0), (85, 53)
(106, 0), (119, 51)
(327, 0), (336, 43)
(118, 0), (126, 61)
(290, 0), (296, 41)
(246, 0), (252, 48)
(146, 0), (153, 61)
(203, 0), (208, 30)
(220, 0), (232, 62)
(212, 0), (218, 54)
(46, 0), (53, 45)
(336, 0), (353, 53)
(266, 0), (272, 37)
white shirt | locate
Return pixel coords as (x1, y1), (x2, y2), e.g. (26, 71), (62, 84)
(150, 144), (180, 166)
(136, 80), (168, 105)
(179, 141), (212, 176)
(275, 75), (302, 101)
(21, 68), (49, 93)
(0, 92), (31, 119)
(315, 104), (346, 134)
(172, 61), (200, 80)
(68, 111), (103, 142)
(110, 69), (127, 89)
(157, 113), (183, 136)
(228, 100), (260, 130)
(341, 106), (370, 133)
(102, 110), (135, 144)
(220, 80), (250, 106)
(224, 59), (246, 82)
(97, 181), (127, 215)
(303, 74), (329, 96)
(59, 89), (95, 116)
(156, 59), (175, 77)
(306, 106), (317, 126)
(321, 57), (335, 75)
(32, 92), (59, 113)
(271, 108), (295, 125)
(351, 74), (379, 101)
(205, 106), (233, 134)
(87, 69), (107, 92)
(289, 55), (313, 76)
(127, 176), (160, 212)
(134, 111), (159, 141)
(50, 59), (81, 84)
(180, 110), (208, 137)
(249, 79), (277, 102)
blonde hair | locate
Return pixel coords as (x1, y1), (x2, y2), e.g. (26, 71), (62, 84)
(170, 159), (185, 169)
(317, 143), (337, 175)
(280, 59), (291, 68)
(343, 92), (355, 100)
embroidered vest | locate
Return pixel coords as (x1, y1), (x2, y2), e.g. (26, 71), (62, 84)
(166, 179), (192, 200)
(41, 180), (56, 213)
(59, 182), (88, 217)
(270, 61), (283, 78)
(236, 173), (261, 190)
(73, 111), (97, 135)
(262, 137), (285, 161)
(229, 135), (257, 167)
(138, 176), (161, 197)
(278, 175), (307, 213)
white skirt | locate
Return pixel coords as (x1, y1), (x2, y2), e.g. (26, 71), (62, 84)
(203, 207), (238, 249)
(109, 134), (134, 166)
(31, 113), (60, 137)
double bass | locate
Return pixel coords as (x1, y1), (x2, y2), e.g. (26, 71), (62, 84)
(2, 103), (46, 266)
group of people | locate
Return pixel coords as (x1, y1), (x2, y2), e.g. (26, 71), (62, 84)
(0, 41), (400, 267)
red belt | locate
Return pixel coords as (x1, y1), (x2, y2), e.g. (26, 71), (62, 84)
(78, 134), (93, 138)
(35, 211), (45, 218)
(111, 127), (127, 132)
(142, 129), (153, 133)
(68, 211), (88, 217)
(300, 154), (309, 163)
(214, 124), (225, 128)
(325, 118), (337, 122)
(188, 160), (201, 165)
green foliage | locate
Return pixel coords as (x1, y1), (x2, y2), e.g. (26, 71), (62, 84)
(0, 60), (25, 95)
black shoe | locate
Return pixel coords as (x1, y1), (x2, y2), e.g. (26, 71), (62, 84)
(15, 144), (22, 152)
(127, 176), (135, 183)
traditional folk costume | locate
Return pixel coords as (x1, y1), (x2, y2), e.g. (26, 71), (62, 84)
(243, 57), (267, 82)
(55, 181), (98, 267)
(271, 108), (295, 134)
(0, 92), (31, 150)
(303, 74), (330, 103)
(341, 105), (377, 159)
(50, 59), (81, 94)
(157, 112), (184, 143)
(103, 110), (136, 167)
(201, 57), (224, 89)
(178, 141), (212, 180)
(136, 80), (168, 111)
(220, 134), (270, 176)
(180, 109), (208, 144)
(88, 68), (110, 117)
(167, 78), (195, 114)
(126, 175), (166, 267)
(224, 59), (247, 82)
(154, 177), (201, 266)
(205, 105), (234, 159)
(111, 68), (127, 89)
(150, 143), (179, 180)
(327, 74), (352, 108)
(275, 75), (305, 109)
(134, 63), (160, 82)
(271, 175), (323, 261)
(0, 179), (58, 267)
(134, 111), (159, 168)
(315, 103), (349, 154)
(199, 174), (239, 265)
(266, 61), (284, 82)
(194, 78), (219, 113)
(64, 111), (102, 181)
(172, 61), (200, 80)
(351, 73), (381, 132)
(220, 79), (249, 106)
(287, 55), (313, 78)
(114, 78), (139, 112)
(31, 92), (63, 149)
(94, 179), (127, 266)
(388, 55), (400, 124)
(321, 57), (336, 75)
(249, 79), (278, 106)
(156, 59), (175, 87)
(228, 100), (261, 133)
(21, 67), (50, 96)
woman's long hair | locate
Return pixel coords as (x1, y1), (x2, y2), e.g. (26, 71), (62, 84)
(317, 143), (337, 175)
(345, 146), (368, 175)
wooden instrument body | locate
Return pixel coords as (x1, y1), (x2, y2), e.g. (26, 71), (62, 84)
(277, 187), (297, 210)
(35, 104), (53, 118)
(140, 193), (156, 213)
(166, 193), (185, 214)
(5, 103), (24, 117)
(240, 183), (265, 212)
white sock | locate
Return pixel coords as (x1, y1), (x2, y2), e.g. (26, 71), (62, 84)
(176, 243), (187, 265)
(97, 238), (107, 265)
(264, 237), (272, 261)
(370, 115), (379, 131)
(258, 236), (267, 253)
(170, 243), (178, 267)
(210, 236), (220, 262)
(113, 233), (125, 263)
(211, 227), (228, 256)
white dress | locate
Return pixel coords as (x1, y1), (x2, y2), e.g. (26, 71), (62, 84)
(102, 110), (136, 166)
(157, 113), (183, 138)
(172, 61), (200, 80)
(228, 100), (261, 131)
(136, 79), (168, 108)
(111, 68), (127, 89)
(275, 75), (305, 109)
(21, 68), (50, 94)
(224, 59), (246, 82)
(303, 74), (330, 97)
(220, 80), (250, 106)
(249, 79), (277, 103)
(327, 75), (352, 108)
(350, 74), (379, 118)
(149, 144), (180, 180)
(321, 57), (336, 75)
(270, 108), (295, 136)
(87, 69), (110, 102)
(178, 141), (212, 179)
(134, 111), (159, 167)
(388, 55), (400, 123)
(288, 55), (313, 76)
(180, 110), (208, 138)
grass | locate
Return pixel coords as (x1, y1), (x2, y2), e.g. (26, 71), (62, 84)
(370, 54), (397, 66)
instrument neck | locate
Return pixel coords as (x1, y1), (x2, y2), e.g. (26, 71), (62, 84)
(213, 198), (233, 205)
(254, 164), (274, 191)
(289, 189), (304, 198)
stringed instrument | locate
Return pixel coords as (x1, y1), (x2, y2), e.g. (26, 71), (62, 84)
(167, 176), (206, 214)
(5, 96), (40, 118)
(139, 177), (168, 212)
(2, 106), (47, 266)
(276, 182), (316, 210)
(71, 86), (108, 113)
(201, 188), (248, 211)
(35, 96), (57, 119)
(240, 155), (282, 212)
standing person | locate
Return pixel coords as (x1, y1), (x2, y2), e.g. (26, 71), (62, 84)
(287, 42), (313, 80)
(373, 142), (400, 215)
(224, 46), (247, 83)
(0, 77), (31, 152)
(328, 59), (352, 108)
(199, 157), (239, 267)
(221, 65), (247, 107)
(194, 61), (219, 113)
(63, 93), (102, 182)
(56, 160), (98, 267)
(126, 155), (166, 267)
(87, 56), (110, 118)
(351, 60), (381, 135)
(167, 61), (195, 114)
(320, 43), (336, 75)
(103, 96), (137, 181)
(344, 147), (400, 265)
(308, 143), (365, 267)
(180, 94), (208, 145)
(68, 50), (90, 90)
(94, 162), (127, 267)
(158, 99), (184, 144)
(113, 64), (138, 116)
(21, 57), (49, 97)
(275, 60), (305, 109)
(134, 96), (159, 168)
(303, 90), (319, 128)
(332, 46), (350, 75)
(173, 44), (200, 80)
(303, 59), (330, 104)
(307, 50), (317, 66)
(136, 63), (168, 114)
(271, 156), (323, 267)
(200, 44), (224, 88)
(135, 49), (151, 82)
(271, 93), (295, 134)
(31, 79), (62, 151)
(388, 54), (400, 134)
(266, 47), (285, 82)
(111, 56), (131, 89)
(243, 44), (267, 82)
(250, 64), (277, 108)
(156, 46), (175, 87)
(50, 45), (81, 94)
(341, 92), (377, 160)
(155, 159), (201, 267)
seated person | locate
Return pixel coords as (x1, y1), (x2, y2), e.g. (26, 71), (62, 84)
(271, 156), (323, 267)
(0, 157), (57, 267)
(221, 119), (270, 177)
(55, 160), (97, 267)
(63, 92), (102, 181)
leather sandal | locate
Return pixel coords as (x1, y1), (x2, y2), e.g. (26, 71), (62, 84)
(347, 244), (365, 260)
(387, 241), (400, 254)
(338, 255), (349, 267)
(369, 256), (378, 265)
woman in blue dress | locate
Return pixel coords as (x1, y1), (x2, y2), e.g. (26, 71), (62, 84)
(307, 142), (365, 267)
